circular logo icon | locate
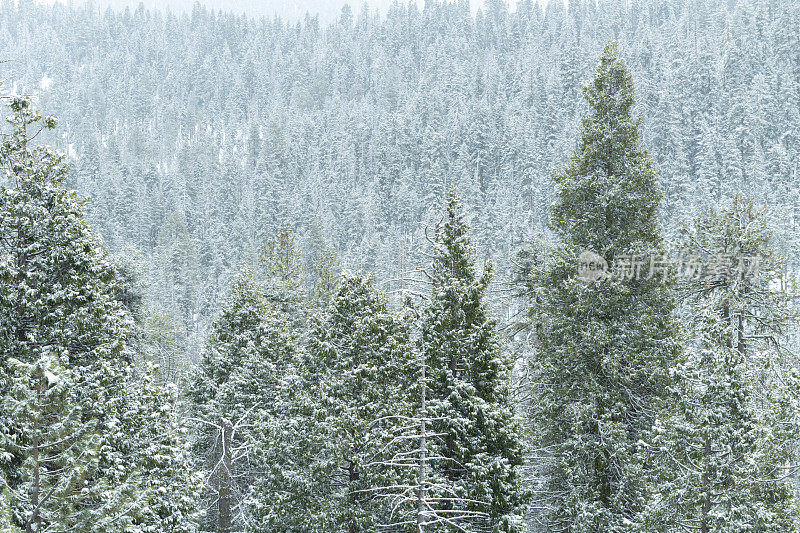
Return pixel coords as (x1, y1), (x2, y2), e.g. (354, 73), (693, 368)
(577, 250), (608, 282)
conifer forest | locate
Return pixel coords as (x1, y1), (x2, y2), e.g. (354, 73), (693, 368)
(1, 0), (800, 531)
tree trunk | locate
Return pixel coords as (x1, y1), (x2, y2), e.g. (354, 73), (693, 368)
(737, 313), (746, 359)
(27, 385), (40, 533)
(348, 460), (359, 533)
(218, 418), (233, 533)
(700, 436), (711, 533)
(418, 358), (427, 533)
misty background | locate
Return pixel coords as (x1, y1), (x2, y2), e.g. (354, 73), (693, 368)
(34, 0), (542, 22)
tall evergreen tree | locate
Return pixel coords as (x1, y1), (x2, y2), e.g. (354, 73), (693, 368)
(529, 43), (681, 531)
(189, 267), (297, 532)
(420, 192), (526, 532)
(0, 96), (202, 532)
(0, 97), (138, 532)
(315, 271), (413, 533)
(188, 268), (266, 533)
(650, 196), (800, 532)
(250, 271), (412, 533)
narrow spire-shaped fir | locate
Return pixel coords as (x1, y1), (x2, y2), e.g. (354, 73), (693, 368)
(550, 41), (662, 254)
(530, 42), (681, 531)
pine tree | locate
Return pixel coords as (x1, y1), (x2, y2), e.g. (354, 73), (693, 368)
(221, 290), (299, 531)
(420, 192), (526, 532)
(529, 42), (681, 531)
(125, 366), (203, 533)
(315, 271), (413, 532)
(246, 362), (326, 533)
(1, 355), (101, 533)
(249, 271), (412, 533)
(0, 97), (138, 532)
(188, 268), (265, 532)
(188, 268), (268, 411)
(0, 96), (202, 532)
(650, 196), (800, 532)
(189, 267), (296, 532)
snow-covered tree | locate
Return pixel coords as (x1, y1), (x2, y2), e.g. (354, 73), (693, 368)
(2, 355), (101, 532)
(315, 271), (413, 532)
(0, 96), (202, 532)
(189, 266), (297, 532)
(0, 96), (138, 531)
(528, 42), (681, 531)
(419, 192), (526, 532)
(649, 196), (800, 532)
(188, 268), (265, 532)
(125, 366), (204, 533)
(260, 222), (307, 328)
(249, 271), (412, 533)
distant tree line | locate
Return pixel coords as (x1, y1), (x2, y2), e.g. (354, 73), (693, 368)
(0, 0), (796, 358)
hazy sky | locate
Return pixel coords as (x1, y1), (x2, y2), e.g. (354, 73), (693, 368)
(34, 0), (548, 22)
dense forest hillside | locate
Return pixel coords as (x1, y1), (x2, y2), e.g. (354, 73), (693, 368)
(1, 0), (798, 355)
(3, 1), (800, 531)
